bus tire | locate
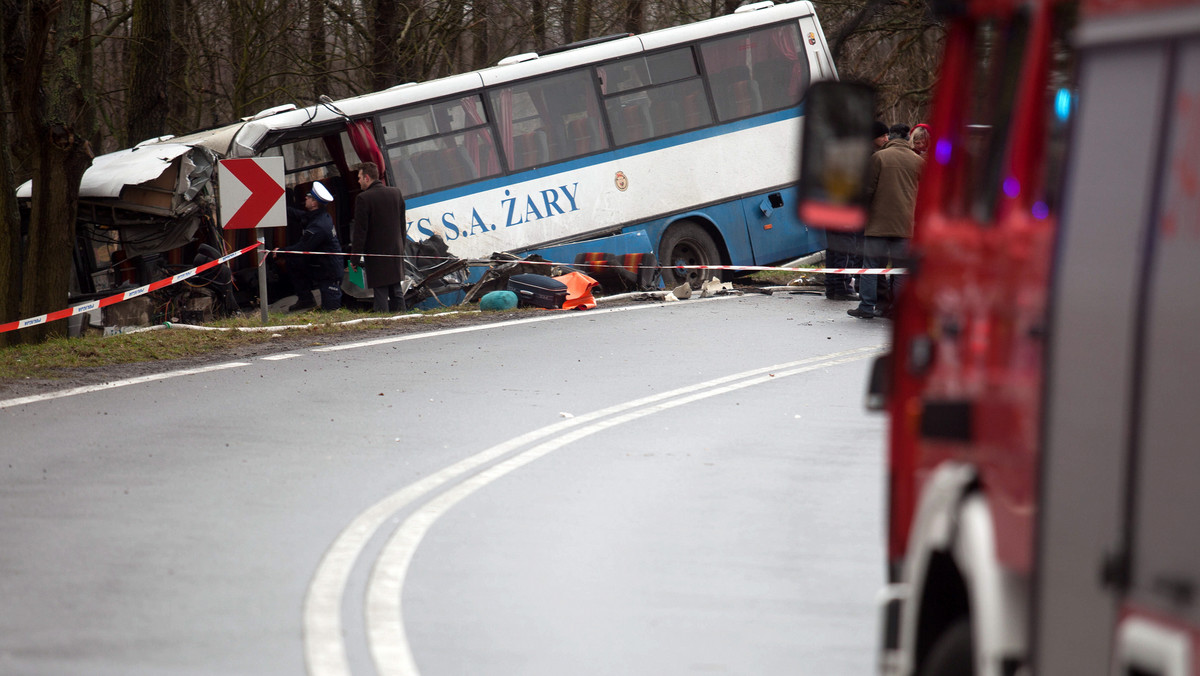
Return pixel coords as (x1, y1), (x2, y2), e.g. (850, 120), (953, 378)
(919, 618), (974, 676)
(660, 222), (722, 289)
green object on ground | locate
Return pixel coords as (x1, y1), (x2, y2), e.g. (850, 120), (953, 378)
(479, 290), (518, 311)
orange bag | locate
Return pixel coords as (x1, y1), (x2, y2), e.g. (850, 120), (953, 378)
(552, 271), (599, 310)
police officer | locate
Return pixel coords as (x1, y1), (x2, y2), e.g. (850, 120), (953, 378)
(280, 181), (343, 311)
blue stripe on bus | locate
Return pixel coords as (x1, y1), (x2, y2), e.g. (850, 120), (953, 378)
(405, 106), (803, 208)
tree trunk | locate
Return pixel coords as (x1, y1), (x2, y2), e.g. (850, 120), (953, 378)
(309, 0), (330, 100)
(561, 0), (575, 44)
(21, 126), (91, 342)
(167, 0), (189, 133)
(471, 0), (489, 69)
(7, 0), (95, 344)
(0, 1), (21, 348)
(371, 0), (403, 90)
(127, 0), (173, 146)
(624, 0), (643, 35)
(532, 0), (546, 51)
(574, 0), (592, 41)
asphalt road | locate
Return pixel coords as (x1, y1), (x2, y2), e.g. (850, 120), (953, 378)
(0, 292), (890, 675)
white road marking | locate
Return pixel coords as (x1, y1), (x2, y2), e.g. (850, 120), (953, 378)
(0, 362), (252, 410)
(261, 353), (301, 361)
(302, 345), (883, 676)
(0, 299), (722, 411)
(311, 301), (707, 353)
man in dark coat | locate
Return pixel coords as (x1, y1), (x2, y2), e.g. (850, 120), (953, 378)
(280, 181), (342, 312)
(350, 161), (408, 312)
(849, 124), (924, 319)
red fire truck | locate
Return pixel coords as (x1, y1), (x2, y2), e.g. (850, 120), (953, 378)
(801, 0), (1200, 674)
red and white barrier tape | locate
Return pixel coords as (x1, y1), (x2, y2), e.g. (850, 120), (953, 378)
(272, 249), (906, 276)
(0, 243), (261, 335)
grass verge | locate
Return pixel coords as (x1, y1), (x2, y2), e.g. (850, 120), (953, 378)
(0, 306), (528, 382)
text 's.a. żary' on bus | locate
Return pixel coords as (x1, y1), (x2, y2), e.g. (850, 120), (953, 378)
(23, 0), (838, 321)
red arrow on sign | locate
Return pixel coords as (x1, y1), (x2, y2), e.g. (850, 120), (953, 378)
(222, 158), (285, 230)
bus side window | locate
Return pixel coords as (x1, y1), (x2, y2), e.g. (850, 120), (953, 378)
(490, 68), (608, 171)
(394, 155), (422, 195)
(379, 94), (500, 195)
(600, 47), (710, 144)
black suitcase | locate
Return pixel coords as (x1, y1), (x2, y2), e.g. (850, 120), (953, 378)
(507, 273), (568, 309)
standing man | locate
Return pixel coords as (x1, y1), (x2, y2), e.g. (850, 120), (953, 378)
(848, 123), (924, 319)
(825, 120), (890, 302)
(280, 181), (342, 312)
(350, 161), (407, 313)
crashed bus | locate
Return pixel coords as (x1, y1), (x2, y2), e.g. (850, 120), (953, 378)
(17, 0), (836, 329)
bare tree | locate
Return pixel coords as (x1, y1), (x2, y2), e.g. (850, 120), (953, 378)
(126, 0), (173, 145)
(0, 0), (20, 348)
(472, 0), (490, 70)
(308, 0), (330, 99)
(624, 0), (644, 34)
(1, 0), (96, 344)
(814, 0), (944, 125)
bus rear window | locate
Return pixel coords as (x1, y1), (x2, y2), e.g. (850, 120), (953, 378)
(700, 23), (810, 122)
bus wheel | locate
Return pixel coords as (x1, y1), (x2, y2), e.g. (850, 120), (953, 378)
(660, 223), (722, 289)
(919, 618), (973, 676)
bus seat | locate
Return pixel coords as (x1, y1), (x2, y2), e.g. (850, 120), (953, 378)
(572, 251), (659, 291)
(512, 130), (549, 169)
(732, 79), (763, 117)
(650, 98), (684, 137)
(566, 117), (601, 154)
(438, 146), (478, 185)
(619, 103), (654, 144)
(682, 92), (709, 128)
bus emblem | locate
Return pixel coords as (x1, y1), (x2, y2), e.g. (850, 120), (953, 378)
(808, 32), (816, 45)
(615, 171), (629, 192)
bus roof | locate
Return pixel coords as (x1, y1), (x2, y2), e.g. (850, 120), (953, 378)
(39, 0), (821, 200)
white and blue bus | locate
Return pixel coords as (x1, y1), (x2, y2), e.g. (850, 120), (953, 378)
(55, 1), (836, 307)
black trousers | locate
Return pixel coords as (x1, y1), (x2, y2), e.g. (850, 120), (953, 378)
(288, 259), (342, 310)
(824, 230), (863, 296)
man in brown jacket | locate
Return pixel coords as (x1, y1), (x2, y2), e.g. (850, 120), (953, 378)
(350, 162), (408, 312)
(849, 124), (924, 319)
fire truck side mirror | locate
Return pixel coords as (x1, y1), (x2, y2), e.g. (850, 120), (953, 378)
(797, 81), (876, 232)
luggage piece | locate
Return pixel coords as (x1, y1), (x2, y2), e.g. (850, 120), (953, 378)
(507, 273), (568, 309)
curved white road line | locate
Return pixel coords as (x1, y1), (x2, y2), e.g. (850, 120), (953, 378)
(364, 349), (879, 676)
(310, 302), (702, 353)
(303, 345), (883, 676)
